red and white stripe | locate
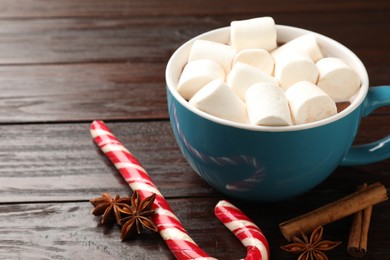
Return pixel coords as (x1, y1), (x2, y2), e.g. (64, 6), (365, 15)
(90, 120), (269, 260)
(215, 200), (270, 260)
(91, 120), (213, 259)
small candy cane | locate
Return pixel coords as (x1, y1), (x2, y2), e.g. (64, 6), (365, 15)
(90, 120), (269, 260)
(215, 201), (270, 260)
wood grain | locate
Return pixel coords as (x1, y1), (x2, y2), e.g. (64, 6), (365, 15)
(0, 17), (183, 65)
(0, 0), (388, 18)
(0, 122), (217, 203)
(0, 11), (387, 66)
(0, 63), (167, 122)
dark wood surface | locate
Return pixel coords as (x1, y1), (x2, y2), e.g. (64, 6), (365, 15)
(0, 1), (389, 259)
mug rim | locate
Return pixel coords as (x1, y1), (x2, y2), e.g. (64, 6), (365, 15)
(166, 25), (369, 132)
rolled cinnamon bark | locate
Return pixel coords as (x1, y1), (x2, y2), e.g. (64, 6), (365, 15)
(347, 183), (373, 257)
(279, 182), (388, 241)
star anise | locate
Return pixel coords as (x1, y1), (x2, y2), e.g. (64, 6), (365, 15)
(281, 226), (341, 260)
(120, 191), (158, 240)
(90, 193), (132, 225)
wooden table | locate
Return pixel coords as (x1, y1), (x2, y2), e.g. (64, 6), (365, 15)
(0, 1), (389, 259)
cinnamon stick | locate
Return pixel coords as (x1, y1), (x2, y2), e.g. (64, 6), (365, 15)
(279, 182), (388, 241)
(347, 183), (373, 257)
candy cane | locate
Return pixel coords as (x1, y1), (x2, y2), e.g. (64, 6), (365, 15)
(90, 120), (269, 260)
(215, 200), (270, 260)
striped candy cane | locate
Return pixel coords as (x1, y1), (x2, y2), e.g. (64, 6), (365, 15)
(215, 201), (270, 260)
(90, 120), (269, 260)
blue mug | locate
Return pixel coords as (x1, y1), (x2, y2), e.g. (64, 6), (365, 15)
(165, 25), (390, 202)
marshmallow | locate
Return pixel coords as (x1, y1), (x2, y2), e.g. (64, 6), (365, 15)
(227, 62), (279, 101)
(233, 48), (274, 75)
(177, 59), (225, 100)
(189, 39), (236, 73)
(273, 51), (319, 90)
(285, 81), (337, 125)
(230, 17), (277, 51)
(272, 34), (323, 62)
(316, 57), (361, 102)
(246, 83), (292, 126)
(189, 79), (247, 123)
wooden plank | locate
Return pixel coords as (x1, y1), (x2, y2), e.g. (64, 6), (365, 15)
(0, 64), (387, 123)
(0, 197), (389, 259)
(0, 17), (187, 65)
(0, 62), (388, 123)
(0, 0), (388, 18)
(0, 12), (386, 123)
(0, 120), (388, 203)
(0, 122), (217, 203)
(0, 63), (167, 122)
(0, 11), (387, 65)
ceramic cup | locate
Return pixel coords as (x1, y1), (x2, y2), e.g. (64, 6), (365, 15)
(165, 25), (390, 202)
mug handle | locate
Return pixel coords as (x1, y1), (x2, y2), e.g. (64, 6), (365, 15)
(341, 86), (390, 166)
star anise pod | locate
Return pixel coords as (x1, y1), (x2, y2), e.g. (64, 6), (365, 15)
(90, 193), (132, 225)
(281, 226), (341, 260)
(120, 191), (158, 240)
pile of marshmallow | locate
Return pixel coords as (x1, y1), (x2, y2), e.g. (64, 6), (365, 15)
(176, 17), (361, 126)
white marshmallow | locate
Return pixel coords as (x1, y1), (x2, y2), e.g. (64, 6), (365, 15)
(227, 62), (279, 101)
(272, 34), (323, 62)
(233, 48), (274, 75)
(316, 57), (361, 102)
(189, 39), (236, 73)
(177, 59), (225, 100)
(189, 79), (247, 123)
(273, 51), (319, 90)
(230, 17), (277, 51)
(246, 83), (292, 126)
(285, 81), (337, 125)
